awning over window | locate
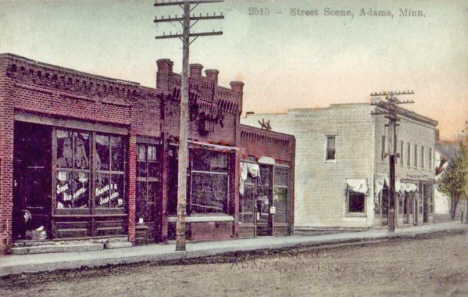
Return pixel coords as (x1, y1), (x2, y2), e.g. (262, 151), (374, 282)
(346, 179), (368, 194)
(400, 182), (418, 193)
(239, 162), (261, 195)
(375, 175), (403, 194)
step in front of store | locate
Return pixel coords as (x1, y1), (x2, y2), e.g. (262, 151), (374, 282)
(10, 236), (131, 255)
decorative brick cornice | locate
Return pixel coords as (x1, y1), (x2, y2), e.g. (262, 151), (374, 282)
(1, 53), (163, 107)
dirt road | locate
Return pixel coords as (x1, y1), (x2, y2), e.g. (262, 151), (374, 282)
(1, 232), (468, 297)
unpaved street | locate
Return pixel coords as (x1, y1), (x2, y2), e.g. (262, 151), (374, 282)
(1, 232), (468, 297)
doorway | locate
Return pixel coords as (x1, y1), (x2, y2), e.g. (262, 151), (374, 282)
(255, 165), (273, 236)
(13, 122), (52, 240)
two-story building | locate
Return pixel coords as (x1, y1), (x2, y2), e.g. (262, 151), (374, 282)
(242, 102), (438, 231)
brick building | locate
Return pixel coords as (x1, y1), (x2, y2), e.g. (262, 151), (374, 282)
(242, 102), (438, 230)
(0, 54), (295, 253)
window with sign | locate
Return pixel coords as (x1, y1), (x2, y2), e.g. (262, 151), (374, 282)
(190, 149), (229, 214)
(55, 130), (90, 209)
(95, 134), (125, 208)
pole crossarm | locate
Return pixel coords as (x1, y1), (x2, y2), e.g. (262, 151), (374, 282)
(154, 0), (223, 7)
(154, 0), (224, 252)
(156, 31), (223, 39)
(154, 14), (224, 23)
(370, 90), (415, 234)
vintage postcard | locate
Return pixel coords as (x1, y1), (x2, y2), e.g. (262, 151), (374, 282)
(0, 0), (467, 296)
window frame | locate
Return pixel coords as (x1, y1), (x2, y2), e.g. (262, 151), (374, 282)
(346, 191), (366, 216)
(414, 144), (418, 168)
(136, 142), (161, 223)
(421, 146), (425, 169)
(325, 135), (336, 161)
(189, 149), (231, 215)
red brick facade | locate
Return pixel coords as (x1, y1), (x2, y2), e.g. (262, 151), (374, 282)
(0, 54), (295, 253)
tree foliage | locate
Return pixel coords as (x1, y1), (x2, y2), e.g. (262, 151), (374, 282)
(437, 142), (468, 221)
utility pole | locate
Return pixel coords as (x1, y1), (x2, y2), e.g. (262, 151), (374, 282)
(154, 0), (224, 251)
(371, 91), (414, 233)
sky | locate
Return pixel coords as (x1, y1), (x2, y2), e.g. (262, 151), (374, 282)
(0, 0), (467, 140)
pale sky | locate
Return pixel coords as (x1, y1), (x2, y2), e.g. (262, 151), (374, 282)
(0, 0), (467, 140)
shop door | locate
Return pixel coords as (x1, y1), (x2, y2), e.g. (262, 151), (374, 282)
(423, 184), (430, 223)
(381, 189), (389, 226)
(256, 165), (273, 236)
(13, 122), (52, 240)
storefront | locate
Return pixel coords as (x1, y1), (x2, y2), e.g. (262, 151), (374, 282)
(374, 174), (434, 227)
(0, 54), (295, 253)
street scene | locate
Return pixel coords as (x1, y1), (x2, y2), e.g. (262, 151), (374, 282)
(0, 0), (467, 296)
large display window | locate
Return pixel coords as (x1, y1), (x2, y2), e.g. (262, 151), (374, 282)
(190, 149), (230, 214)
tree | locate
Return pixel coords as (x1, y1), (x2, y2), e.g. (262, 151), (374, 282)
(438, 158), (463, 219)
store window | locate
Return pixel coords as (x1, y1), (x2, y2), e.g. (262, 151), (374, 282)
(274, 167), (289, 223)
(56, 130), (90, 209)
(190, 149), (229, 214)
(240, 174), (256, 223)
(136, 144), (159, 223)
(95, 134), (125, 208)
(326, 136), (336, 160)
(348, 192), (365, 213)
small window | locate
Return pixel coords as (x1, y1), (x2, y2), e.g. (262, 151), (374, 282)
(421, 146), (425, 169)
(381, 136), (386, 161)
(407, 143), (411, 167)
(400, 141), (404, 166)
(326, 136), (336, 160)
(429, 148), (432, 170)
(348, 192), (365, 213)
(414, 144), (418, 168)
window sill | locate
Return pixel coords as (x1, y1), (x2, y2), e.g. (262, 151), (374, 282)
(167, 215), (234, 223)
(325, 159), (337, 163)
(345, 212), (366, 218)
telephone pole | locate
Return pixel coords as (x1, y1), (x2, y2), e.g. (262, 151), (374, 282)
(154, 0), (224, 251)
(371, 91), (414, 233)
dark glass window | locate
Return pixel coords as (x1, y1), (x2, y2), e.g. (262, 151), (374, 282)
(274, 167), (289, 223)
(348, 192), (365, 213)
(326, 136), (336, 160)
(136, 143), (160, 223)
(190, 150), (229, 214)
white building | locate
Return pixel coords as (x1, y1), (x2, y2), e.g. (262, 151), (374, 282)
(242, 102), (438, 230)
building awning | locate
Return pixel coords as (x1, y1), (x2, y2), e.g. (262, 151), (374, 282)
(188, 140), (238, 153)
(346, 179), (368, 194)
(400, 182), (418, 193)
(240, 162), (260, 195)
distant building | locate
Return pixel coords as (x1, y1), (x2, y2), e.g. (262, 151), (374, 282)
(242, 103), (438, 230)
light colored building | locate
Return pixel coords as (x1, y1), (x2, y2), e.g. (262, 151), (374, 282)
(242, 102), (438, 230)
